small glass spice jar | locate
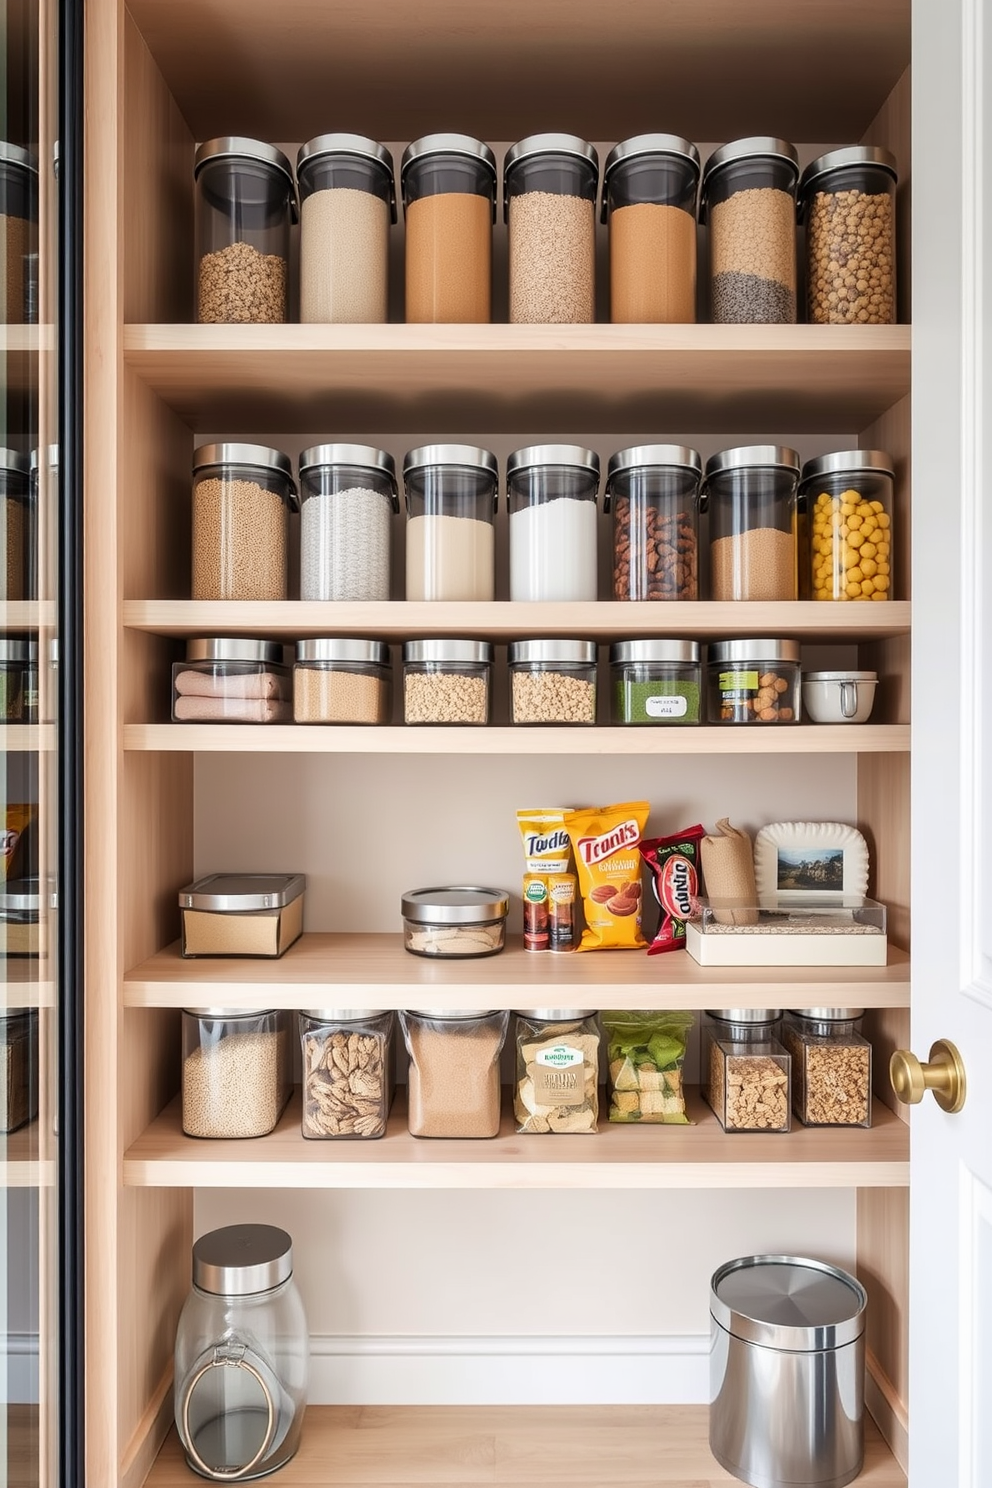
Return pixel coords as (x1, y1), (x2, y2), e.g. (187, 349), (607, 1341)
(194, 138), (297, 323)
(506, 445), (600, 602)
(700, 137), (799, 323)
(701, 1008), (791, 1133)
(602, 135), (700, 323)
(610, 639), (701, 725)
(509, 639), (597, 725)
(702, 446), (800, 601)
(0, 636), (32, 720)
(298, 444), (398, 603)
(605, 445), (701, 601)
(182, 1008), (291, 1138)
(173, 639), (293, 724)
(707, 639), (801, 724)
(401, 886), (509, 958)
(294, 639), (390, 725)
(1, 1010), (38, 1131)
(402, 639), (493, 725)
(780, 1009), (872, 1128)
(800, 450), (895, 603)
(0, 142), (38, 323)
(299, 1009), (394, 1139)
(192, 444), (298, 602)
(514, 1009), (600, 1134)
(505, 135), (599, 324)
(800, 147), (897, 325)
(399, 1008), (509, 1138)
(1, 449), (34, 601)
(401, 135), (497, 323)
(297, 134), (395, 324)
(403, 445), (498, 601)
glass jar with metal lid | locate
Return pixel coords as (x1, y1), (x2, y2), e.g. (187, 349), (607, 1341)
(509, 639), (597, 725)
(1, 143), (38, 324)
(299, 1009), (395, 1138)
(507, 445), (599, 602)
(0, 450), (33, 602)
(403, 445), (498, 601)
(192, 444), (298, 601)
(1, 1010), (38, 1130)
(781, 1009), (872, 1128)
(297, 135), (395, 324)
(298, 444), (398, 602)
(700, 138), (799, 323)
(194, 138), (297, 323)
(701, 1008), (791, 1133)
(702, 446), (800, 602)
(402, 639), (493, 725)
(800, 146), (897, 325)
(513, 1009), (600, 1134)
(399, 1007), (510, 1138)
(605, 444), (701, 601)
(0, 879), (43, 957)
(182, 1009), (292, 1137)
(0, 636), (32, 720)
(610, 639), (701, 725)
(708, 639), (801, 724)
(602, 135), (700, 323)
(293, 639), (391, 725)
(401, 135), (497, 323)
(505, 135), (599, 323)
(173, 639), (293, 725)
(800, 449), (894, 602)
(174, 1224), (308, 1481)
(401, 886), (509, 958)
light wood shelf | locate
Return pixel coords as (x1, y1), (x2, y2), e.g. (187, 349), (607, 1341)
(0, 724), (55, 753)
(0, 600), (56, 634)
(1, 1122), (54, 1190)
(1, 961), (55, 1010)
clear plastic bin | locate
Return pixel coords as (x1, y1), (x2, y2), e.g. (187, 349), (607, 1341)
(507, 445), (599, 602)
(402, 640), (493, 725)
(299, 1009), (394, 1138)
(701, 137), (799, 323)
(605, 444), (701, 601)
(173, 639), (293, 724)
(298, 444), (398, 603)
(294, 639), (390, 724)
(403, 445), (498, 601)
(800, 146), (897, 325)
(602, 135), (700, 323)
(781, 1009), (872, 1127)
(399, 1008), (509, 1137)
(401, 135), (496, 323)
(182, 1008), (291, 1138)
(401, 886), (509, 957)
(702, 1010), (791, 1133)
(509, 640), (597, 725)
(800, 449), (894, 603)
(702, 446), (800, 602)
(610, 639), (700, 725)
(707, 640), (801, 725)
(505, 135), (598, 323)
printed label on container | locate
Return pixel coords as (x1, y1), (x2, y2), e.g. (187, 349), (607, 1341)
(534, 1045), (586, 1106)
(646, 694), (688, 719)
(720, 669), (758, 694)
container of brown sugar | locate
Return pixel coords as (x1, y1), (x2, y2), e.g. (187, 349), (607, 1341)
(399, 1008), (509, 1138)
(173, 638), (294, 724)
(178, 873), (306, 958)
(294, 639), (391, 724)
(602, 135), (700, 324)
(194, 138), (297, 324)
(702, 446), (800, 602)
(505, 135), (598, 324)
(401, 135), (496, 323)
(192, 443), (298, 601)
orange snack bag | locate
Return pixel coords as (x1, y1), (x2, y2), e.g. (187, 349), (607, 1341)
(564, 801), (650, 950)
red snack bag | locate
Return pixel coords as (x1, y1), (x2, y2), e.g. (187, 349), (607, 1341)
(639, 825), (705, 954)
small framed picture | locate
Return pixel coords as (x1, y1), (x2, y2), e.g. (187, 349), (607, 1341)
(754, 822), (870, 903)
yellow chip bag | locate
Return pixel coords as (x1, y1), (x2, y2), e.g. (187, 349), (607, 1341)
(564, 801), (650, 951)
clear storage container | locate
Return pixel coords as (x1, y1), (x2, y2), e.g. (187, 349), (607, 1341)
(173, 639), (293, 725)
(0, 878), (43, 957)
(507, 444), (599, 601)
(399, 1008), (509, 1138)
(297, 134), (395, 324)
(1, 143), (38, 323)
(0, 636), (32, 720)
(182, 1009), (291, 1138)
(401, 135), (496, 323)
(505, 135), (598, 323)
(179, 873), (306, 959)
(174, 1225), (308, 1480)
(701, 138), (799, 323)
(605, 445), (701, 601)
(2, 1010), (38, 1131)
(402, 639), (493, 725)
(800, 147), (897, 325)
(610, 639), (701, 725)
(702, 446), (800, 601)
(299, 1008), (394, 1138)
(192, 444), (298, 602)
(509, 639), (597, 725)
(707, 639), (800, 724)
(781, 1009), (872, 1127)
(401, 885), (509, 958)
(194, 138), (296, 323)
(514, 1009), (600, 1134)
(800, 450), (894, 602)
(403, 445), (497, 601)
(602, 135), (700, 323)
(294, 639), (390, 724)
(702, 1009), (791, 1133)
(1, 449), (33, 600)
(298, 444), (398, 602)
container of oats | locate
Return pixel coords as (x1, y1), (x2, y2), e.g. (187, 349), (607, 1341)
(182, 1008), (292, 1138)
(194, 138), (297, 323)
(781, 1009), (872, 1127)
(402, 640), (493, 725)
(514, 1009), (600, 1133)
(401, 886), (509, 958)
(702, 1008), (791, 1134)
(178, 873), (306, 958)
(299, 1009), (394, 1139)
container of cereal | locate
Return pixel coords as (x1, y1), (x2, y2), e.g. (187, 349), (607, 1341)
(182, 1008), (292, 1137)
(702, 1008), (791, 1133)
(1, 449), (34, 601)
(605, 444), (701, 602)
(403, 445), (498, 601)
(192, 444), (298, 602)
(401, 886), (509, 958)
(294, 639), (390, 724)
(800, 450), (894, 603)
(509, 640), (597, 725)
(505, 135), (598, 324)
(194, 138), (296, 323)
(173, 639), (293, 724)
(702, 446), (800, 602)
(781, 1009), (872, 1127)
(602, 135), (700, 324)
(298, 444), (398, 603)
(800, 147), (897, 325)
(514, 1009), (600, 1134)
(2, 1010), (38, 1131)
(403, 639), (492, 725)
(178, 873), (306, 958)
(708, 640), (800, 724)
(610, 640), (700, 725)
(399, 1008), (509, 1138)
(700, 138), (799, 323)
(506, 445), (599, 602)
(299, 1009), (394, 1139)
(0, 143), (38, 324)
(297, 134), (395, 324)
(401, 135), (496, 323)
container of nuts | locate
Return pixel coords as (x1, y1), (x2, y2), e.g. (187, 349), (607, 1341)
(509, 639), (597, 725)
(299, 1009), (394, 1139)
(780, 1009), (872, 1128)
(800, 450), (894, 603)
(402, 639), (493, 725)
(708, 639), (800, 724)
(701, 1008), (791, 1134)
(605, 444), (701, 602)
(799, 146), (897, 326)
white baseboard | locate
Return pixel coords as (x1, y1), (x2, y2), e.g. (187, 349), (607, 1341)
(2, 1331), (39, 1404)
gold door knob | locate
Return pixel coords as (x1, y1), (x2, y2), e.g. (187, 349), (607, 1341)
(890, 1039), (967, 1114)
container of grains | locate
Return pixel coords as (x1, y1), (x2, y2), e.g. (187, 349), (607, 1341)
(509, 640), (597, 725)
(781, 1009), (872, 1128)
(403, 445), (497, 601)
(707, 639), (800, 725)
(401, 135), (496, 323)
(702, 1008), (791, 1133)
(700, 138), (799, 324)
(505, 135), (598, 324)
(179, 873), (306, 959)
(800, 449), (894, 603)
(294, 639), (390, 725)
(298, 444), (398, 602)
(1, 450), (33, 601)
(194, 138), (296, 324)
(800, 147), (897, 326)
(506, 445), (600, 601)
(0, 143), (38, 324)
(403, 639), (493, 724)
(299, 1009), (394, 1139)
(297, 134), (395, 324)
(401, 886), (509, 958)
(605, 444), (701, 601)
(702, 446), (800, 601)
(173, 639), (293, 724)
(192, 443), (298, 601)
(602, 135), (700, 324)
(2, 1011), (38, 1131)
(514, 1009), (599, 1134)
(0, 636), (31, 720)
(610, 639), (701, 725)
(399, 1008), (509, 1138)
(182, 1008), (292, 1137)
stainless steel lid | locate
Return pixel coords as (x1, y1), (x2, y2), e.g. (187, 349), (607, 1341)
(298, 135), (397, 223)
(606, 444), (702, 480)
(0, 449), (30, 476)
(0, 142), (38, 174)
(799, 145), (897, 201)
(707, 1008), (782, 1023)
(700, 137), (799, 216)
(709, 639), (801, 665)
(405, 1008), (501, 1019)
(401, 886), (510, 924)
(505, 134), (598, 172)
(516, 1009), (596, 1020)
(509, 639), (597, 666)
(184, 638), (293, 667)
(184, 1007), (277, 1018)
(301, 1008), (389, 1021)
(0, 877), (41, 915)
(193, 1224), (293, 1297)
(296, 638), (390, 666)
(610, 639), (700, 665)
(403, 639), (493, 665)
(799, 449), (894, 486)
(401, 134), (496, 178)
(299, 443), (396, 480)
(194, 137), (294, 186)
(601, 135), (700, 220)
(506, 445), (600, 481)
(403, 444), (498, 480)
(710, 1255), (867, 1352)
(193, 442), (295, 484)
(704, 445), (801, 480)
(803, 671), (877, 683)
(0, 637), (32, 662)
(179, 873), (306, 911)
(789, 1008), (865, 1021)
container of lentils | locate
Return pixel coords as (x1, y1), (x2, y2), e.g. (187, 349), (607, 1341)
(605, 444), (701, 601)
(702, 1008), (791, 1133)
(404, 445), (497, 601)
(702, 446), (800, 602)
(403, 639), (492, 724)
(182, 1008), (291, 1138)
(192, 443), (298, 601)
(507, 445), (599, 602)
(701, 138), (799, 324)
(1, 143), (38, 324)
(800, 450), (894, 603)
(297, 134), (395, 324)
(509, 639), (597, 725)
(294, 639), (390, 724)
(610, 640), (700, 725)
(401, 886), (509, 958)
(800, 147), (897, 326)
(299, 443), (397, 602)
(173, 638), (293, 723)
(602, 135), (700, 324)
(781, 1009), (872, 1128)
(300, 1008), (394, 1139)
(708, 639), (800, 724)
(401, 135), (496, 323)
(194, 138), (296, 323)
(505, 135), (598, 324)
(400, 1008), (509, 1138)
(1, 450), (33, 601)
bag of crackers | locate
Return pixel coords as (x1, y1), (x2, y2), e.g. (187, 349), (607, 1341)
(564, 801), (650, 951)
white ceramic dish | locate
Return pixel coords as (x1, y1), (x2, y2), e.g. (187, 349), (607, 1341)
(802, 670), (878, 723)
(754, 821), (870, 902)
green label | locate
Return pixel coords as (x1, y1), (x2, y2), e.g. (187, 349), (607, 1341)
(720, 670), (759, 692)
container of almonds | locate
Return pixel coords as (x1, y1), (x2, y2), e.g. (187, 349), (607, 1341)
(401, 886), (509, 958)
(299, 1009), (394, 1139)
(702, 1008), (791, 1133)
(780, 1009), (872, 1127)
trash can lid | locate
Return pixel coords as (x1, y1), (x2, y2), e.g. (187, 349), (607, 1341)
(710, 1255), (867, 1351)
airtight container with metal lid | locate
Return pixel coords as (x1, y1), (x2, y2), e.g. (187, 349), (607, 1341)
(401, 135), (497, 323)
(403, 445), (498, 601)
(1, 449), (34, 601)
(192, 444), (298, 602)
(610, 640), (701, 725)
(602, 135), (700, 323)
(294, 639), (391, 725)
(509, 639), (597, 725)
(401, 886), (509, 958)
(2, 1009), (38, 1131)
(514, 1009), (600, 1134)
(173, 639), (294, 724)
(801, 450), (894, 603)
(505, 135), (599, 323)
(710, 1255), (867, 1488)
(399, 1008), (510, 1138)
(182, 1010), (292, 1139)
(702, 446), (800, 601)
(507, 445), (599, 601)
(194, 138), (297, 323)
(300, 1009), (394, 1139)
(174, 1224), (308, 1481)
(781, 1009), (872, 1128)
(179, 873), (306, 959)
(298, 444), (398, 602)
(708, 640), (801, 724)
(606, 445), (702, 601)
(701, 1008), (791, 1133)
(1, 143), (38, 323)
(0, 877), (44, 956)
(403, 639), (493, 724)
(297, 134), (395, 324)
(701, 138), (799, 323)
(0, 636), (33, 720)
(800, 146), (897, 325)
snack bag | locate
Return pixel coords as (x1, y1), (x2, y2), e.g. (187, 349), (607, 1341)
(564, 801), (650, 950)
(602, 1010), (693, 1124)
(640, 824), (704, 954)
(518, 809), (576, 952)
(1, 805), (36, 881)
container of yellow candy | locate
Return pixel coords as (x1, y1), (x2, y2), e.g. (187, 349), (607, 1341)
(800, 450), (894, 602)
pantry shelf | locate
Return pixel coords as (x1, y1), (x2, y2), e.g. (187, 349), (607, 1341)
(0, 724), (55, 753)
(0, 601), (55, 634)
(1, 964), (55, 1011)
(1, 1123), (54, 1190)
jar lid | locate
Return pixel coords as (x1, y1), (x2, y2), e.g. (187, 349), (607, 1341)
(0, 877), (41, 915)
(707, 1008), (782, 1023)
(708, 639), (801, 665)
(297, 135), (397, 224)
(0, 637), (32, 662)
(299, 440), (397, 480)
(0, 449), (30, 477)
(603, 134), (699, 179)
(402, 639), (494, 665)
(508, 639), (597, 666)
(710, 1255), (867, 1352)
(700, 137), (799, 218)
(516, 1009), (596, 1020)
(610, 639), (699, 665)
(296, 638), (390, 666)
(798, 450), (894, 487)
(799, 145), (897, 203)
(179, 873), (306, 911)
(301, 1008), (389, 1021)
(194, 137), (294, 188)
(606, 444), (702, 481)
(405, 1008), (501, 1020)
(184, 1007), (278, 1017)
(401, 886), (509, 924)
(803, 671), (877, 684)
(402, 444), (499, 480)
(184, 638), (294, 667)
(192, 1224), (293, 1297)
(789, 1007), (865, 1021)
(505, 134), (598, 173)
(401, 134), (497, 181)
(704, 445), (801, 481)
(506, 445), (600, 482)
(193, 442), (295, 485)
(0, 141), (38, 177)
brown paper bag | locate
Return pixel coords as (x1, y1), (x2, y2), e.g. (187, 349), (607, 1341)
(701, 818), (758, 926)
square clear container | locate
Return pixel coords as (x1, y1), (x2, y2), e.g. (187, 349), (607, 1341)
(703, 1028), (792, 1133)
(401, 136), (496, 324)
(687, 896), (888, 967)
(181, 1008), (292, 1138)
(173, 638), (293, 725)
(602, 135), (700, 325)
(194, 138), (296, 324)
(293, 639), (391, 724)
(505, 135), (599, 324)
(800, 450), (895, 603)
(799, 147), (897, 326)
(707, 639), (801, 724)
(514, 1009), (600, 1134)
(610, 639), (701, 724)
(780, 1010), (873, 1127)
(605, 444), (701, 601)
(509, 639), (597, 725)
(399, 1008), (509, 1138)
(297, 134), (395, 324)
(700, 138), (799, 324)
(299, 1009), (395, 1139)
(191, 443), (298, 602)
(402, 639), (493, 725)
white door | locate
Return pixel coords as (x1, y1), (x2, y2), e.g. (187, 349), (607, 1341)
(910, 0), (992, 1482)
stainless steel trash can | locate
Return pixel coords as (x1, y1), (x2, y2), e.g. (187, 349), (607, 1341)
(709, 1255), (867, 1488)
